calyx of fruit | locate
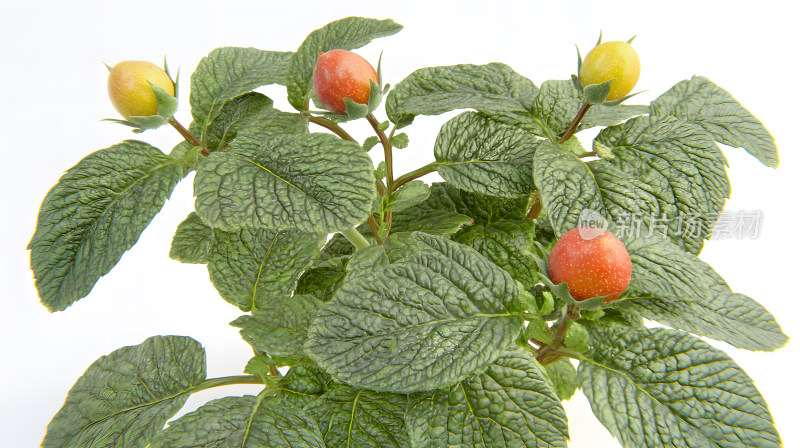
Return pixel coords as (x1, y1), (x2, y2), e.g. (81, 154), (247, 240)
(547, 227), (632, 302)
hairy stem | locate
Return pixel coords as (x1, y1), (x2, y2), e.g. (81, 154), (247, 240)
(366, 113), (393, 188)
(558, 102), (591, 144)
(308, 115), (356, 141)
(392, 162), (438, 192)
(169, 118), (210, 156)
(340, 226), (371, 250)
(368, 214), (383, 244)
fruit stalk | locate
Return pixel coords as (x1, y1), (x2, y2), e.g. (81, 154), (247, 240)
(558, 102), (591, 144)
(308, 115), (356, 141)
(169, 118), (210, 156)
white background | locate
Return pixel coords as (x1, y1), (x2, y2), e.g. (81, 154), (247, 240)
(2, 1), (798, 447)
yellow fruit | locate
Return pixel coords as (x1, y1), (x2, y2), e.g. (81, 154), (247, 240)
(107, 61), (174, 118)
(579, 41), (640, 102)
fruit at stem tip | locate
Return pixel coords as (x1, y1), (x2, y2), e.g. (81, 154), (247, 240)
(312, 49), (378, 115)
(107, 61), (174, 119)
(547, 227), (632, 302)
(579, 40), (640, 102)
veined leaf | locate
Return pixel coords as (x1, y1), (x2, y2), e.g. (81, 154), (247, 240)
(305, 384), (409, 448)
(531, 79), (648, 140)
(232, 294), (323, 357)
(29, 141), (183, 312)
(169, 212), (212, 264)
(194, 131), (375, 233)
(454, 218), (539, 288)
(651, 76), (779, 167)
(542, 357), (578, 402)
(580, 327), (782, 448)
(42, 336), (206, 448)
(407, 347), (568, 448)
(207, 227), (324, 311)
(150, 395), (324, 448)
(190, 47), (292, 127)
(306, 232), (524, 393)
(386, 63), (538, 125)
(278, 365), (331, 409)
(434, 112), (538, 198)
(287, 17), (402, 110)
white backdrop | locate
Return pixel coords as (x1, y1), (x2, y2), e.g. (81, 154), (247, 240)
(2, 1), (797, 446)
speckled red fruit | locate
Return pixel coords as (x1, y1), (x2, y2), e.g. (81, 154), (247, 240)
(547, 227), (632, 302)
(312, 49), (378, 115)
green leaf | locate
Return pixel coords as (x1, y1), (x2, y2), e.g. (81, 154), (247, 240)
(150, 395), (325, 448)
(651, 76), (779, 167)
(579, 327), (782, 448)
(190, 47), (292, 127)
(390, 132), (409, 149)
(388, 180), (430, 212)
(530, 79), (648, 139)
(29, 141), (183, 312)
(169, 212), (212, 264)
(386, 63), (538, 125)
(232, 294), (323, 357)
(286, 17), (402, 111)
(278, 365), (331, 409)
(193, 92), (273, 152)
(434, 112), (538, 197)
(207, 227), (324, 311)
(363, 135), (380, 151)
(42, 336), (206, 448)
(295, 264), (347, 301)
(407, 346), (568, 447)
(542, 357), (578, 401)
(614, 237), (788, 351)
(564, 321), (589, 353)
(194, 132), (376, 233)
(305, 232), (524, 393)
(454, 218), (539, 287)
(305, 384), (409, 448)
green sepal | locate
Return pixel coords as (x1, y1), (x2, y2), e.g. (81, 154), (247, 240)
(103, 84), (178, 133)
(571, 73), (583, 93)
(532, 243), (608, 310)
(603, 90), (643, 106)
(583, 80), (613, 104)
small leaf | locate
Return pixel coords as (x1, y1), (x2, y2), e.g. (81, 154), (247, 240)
(286, 17), (402, 111)
(363, 135), (380, 151)
(207, 227), (325, 311)
(190, 47), (293, 127)
(305, 232), (524, 393)
(232, 294), (323, 357)
(564, 321), (589, 353)
(194, 92), (274, 152)
(42, 336), (206, 448)
(386, 63), (538, 125)
(407, 347), (569, 447)
(434, 112), (539, 198)
(278, 365), (331, 409)
(580, 327), (782, 448)
(388, 180), (430, 211)
(305, 384), (409, 448)
(150, 395), (325, 448)
(378, 120), (391, 132)
(29, 141), (183, 312)
(169, 212), (212, 264)
(390, 132), (409, 149)
(542, 357), (578, 401)
(651, 76), (779, 167)
(194, 131), (375, 233)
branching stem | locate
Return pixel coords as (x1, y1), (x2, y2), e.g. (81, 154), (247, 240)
(169, 118), (210, 156)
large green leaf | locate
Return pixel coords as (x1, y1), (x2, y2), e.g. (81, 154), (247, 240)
(286, 17), (402, 110)
(194, 131), (375, 233)
(434, 112), (539, 197)
(169, 212), (212, 264)
(579, 327), (782, 448)
(42, 336), (206, 448)
(454, 218), (539, 288)
(207, 227), (324, 311)
(150, 394), (325, 448)
(530, 79), (648, 140)
(305, 384), (409, 448)
(190, 47), (293, 127)
(386, 63), (538, 125)
(29, 141), (183, 312)
(232, 294), (323, 357)
(305, 232), (524, 393)
(651, 76), (779, 167)
(407, 347), (568, 448)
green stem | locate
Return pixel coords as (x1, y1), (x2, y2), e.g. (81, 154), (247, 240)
(340, 226), (371, 250)
(193, 375), (264, 392)
(169, 118), (210, 156)
(392, 162), (438, 192)
(308, 115), (356, 141)
(558, 102), (592, 144)
(366, 113), (393, 188)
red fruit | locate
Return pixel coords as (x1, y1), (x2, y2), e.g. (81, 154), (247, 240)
(312, 49), (378, 115)
(547, 227), (632, 302)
